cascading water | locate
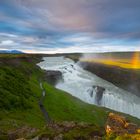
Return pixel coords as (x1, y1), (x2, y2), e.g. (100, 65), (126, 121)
(38, 56), (140, 119)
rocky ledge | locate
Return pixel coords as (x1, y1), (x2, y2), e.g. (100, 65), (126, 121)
(79, 62), (140, 97)
(43, 70), (63, 85)
(3, 113), (140, 140)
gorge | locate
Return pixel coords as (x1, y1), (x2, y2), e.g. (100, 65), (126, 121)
(38, 56), (140, 119)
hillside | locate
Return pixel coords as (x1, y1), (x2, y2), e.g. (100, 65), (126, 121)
(0, 50), (24, 54)
(0, 54), (140, 139)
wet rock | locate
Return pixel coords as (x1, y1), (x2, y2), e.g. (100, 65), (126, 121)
(88, 88), (94, 98)
(92, 86), (105, 105)
(70, 64), (73, 67)
(43, 70), (63, 85)
(105, 113), (139, 135)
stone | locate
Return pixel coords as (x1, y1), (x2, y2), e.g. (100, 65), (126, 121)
(105, 113), (139, 135)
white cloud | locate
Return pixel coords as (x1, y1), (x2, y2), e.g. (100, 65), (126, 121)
(0, 40), (15, 45)
(62, 35), (92, 43)
(18, 44), (140, 54)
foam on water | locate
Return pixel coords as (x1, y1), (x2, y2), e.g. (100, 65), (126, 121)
(38, 56), (140, 119)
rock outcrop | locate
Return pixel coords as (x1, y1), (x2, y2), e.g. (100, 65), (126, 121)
(88, 86), (105, 105)
(105, 113), (139, 136)
(43, 70), (63, 85)
(93, 86), (105, 105)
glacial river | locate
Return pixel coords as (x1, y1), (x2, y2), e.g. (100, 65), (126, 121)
(38, 56), (140, 119)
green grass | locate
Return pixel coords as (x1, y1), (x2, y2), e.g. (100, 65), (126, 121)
(43, 82), (109, 126)
(43, 82), (140, 126)
(0, 55), (45, 133)
(115, 134), (140, 140)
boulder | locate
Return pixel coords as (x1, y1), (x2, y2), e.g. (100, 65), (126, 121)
(105, 113), (139, 135)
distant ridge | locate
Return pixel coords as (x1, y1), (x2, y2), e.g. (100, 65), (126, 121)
(0, 50), (24, 54)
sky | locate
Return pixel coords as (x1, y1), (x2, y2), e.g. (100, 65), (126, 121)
(0, 0), (140, 53)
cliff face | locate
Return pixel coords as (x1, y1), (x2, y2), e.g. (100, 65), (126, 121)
(43, 70), (63, 85)
(79, 62), (140, 97)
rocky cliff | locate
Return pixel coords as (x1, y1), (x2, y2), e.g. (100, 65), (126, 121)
(79, 62), (140, 97)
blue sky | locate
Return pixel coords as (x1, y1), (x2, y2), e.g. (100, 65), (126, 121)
(0, 0), (140, 53)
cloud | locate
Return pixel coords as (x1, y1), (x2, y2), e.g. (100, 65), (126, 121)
(0, 40), (15, 45)
(0, 0), (140, 53)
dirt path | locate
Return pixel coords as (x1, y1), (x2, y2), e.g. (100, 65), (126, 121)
(39, 82), (51, 123)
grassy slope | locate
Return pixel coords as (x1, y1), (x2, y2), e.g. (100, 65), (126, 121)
(0, 54), (140, 139)
(0, 55), (45, 132)
(43, 82), (108, 127)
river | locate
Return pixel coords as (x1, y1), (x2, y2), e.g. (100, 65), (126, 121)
(38, 56), (140, 119)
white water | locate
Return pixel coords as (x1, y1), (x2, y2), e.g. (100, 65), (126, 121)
(38, 56), (140, 119)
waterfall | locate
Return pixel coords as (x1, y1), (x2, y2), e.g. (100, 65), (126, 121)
(38, 56), (140, 119)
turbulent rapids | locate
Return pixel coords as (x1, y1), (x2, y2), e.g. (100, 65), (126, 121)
(38, 56), (140, 119)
